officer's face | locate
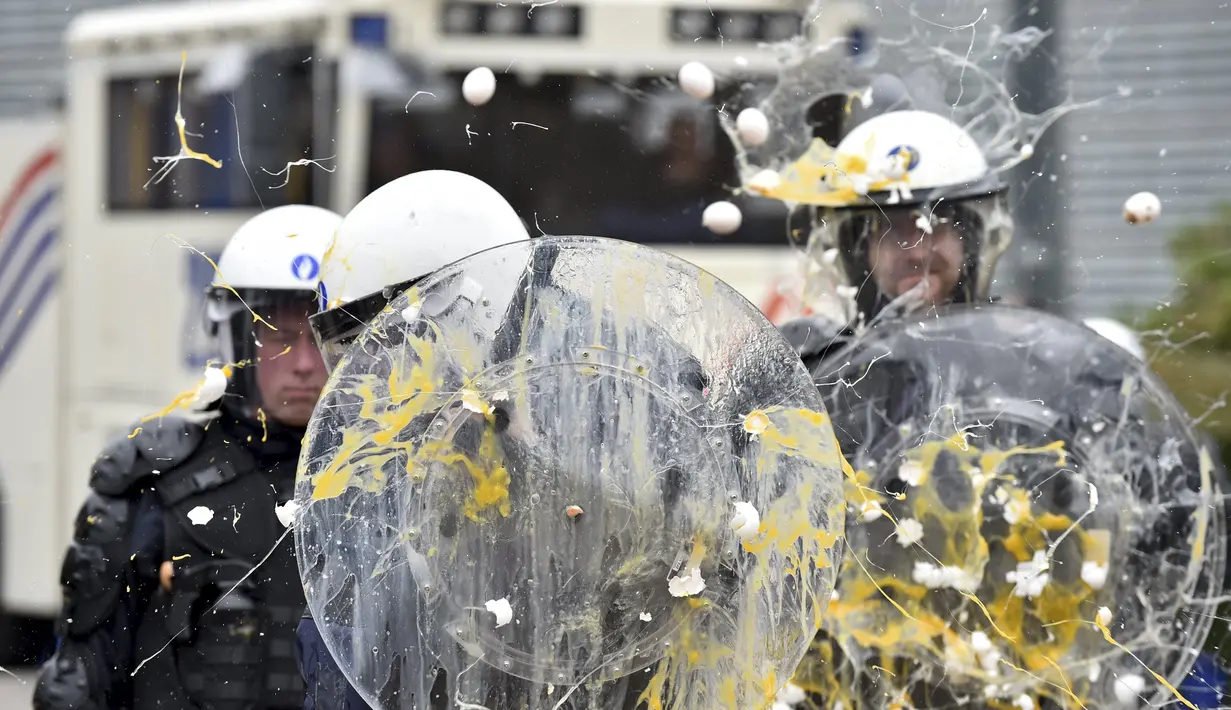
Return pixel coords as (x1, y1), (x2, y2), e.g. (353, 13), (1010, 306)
(867, 209), (964, 303)
(256, 304), (328, 427)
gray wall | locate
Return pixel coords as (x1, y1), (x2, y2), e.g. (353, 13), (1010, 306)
(0, 0), (175, 116)
(1061, 1), (1231, 316)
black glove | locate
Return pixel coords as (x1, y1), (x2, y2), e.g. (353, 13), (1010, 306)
(33, 637), (115, 710)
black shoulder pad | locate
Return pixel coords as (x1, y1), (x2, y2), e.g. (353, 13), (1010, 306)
(58, 492), (137, 637)
(90, 416), (207, 496)
(778, 315), (849, 360)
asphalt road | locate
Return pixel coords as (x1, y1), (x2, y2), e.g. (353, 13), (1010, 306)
(0, 668), (34, 709)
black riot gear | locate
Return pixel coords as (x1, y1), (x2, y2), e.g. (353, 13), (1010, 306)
(34, 417), (204, 710)
(131, 406), (307, 710)
(34, 404), (311, 710)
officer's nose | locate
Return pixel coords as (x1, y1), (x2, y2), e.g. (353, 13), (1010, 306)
(292, 331), (324, 375)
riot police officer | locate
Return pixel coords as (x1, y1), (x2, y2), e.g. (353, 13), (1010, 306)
(294, 169), (847, 710)
(773, 106), (1228, 707)
(776, 107), (1013, 366)
(296, 169), (531, 710)
(292, 167), (851, 708)
(33, 204), (341, 710)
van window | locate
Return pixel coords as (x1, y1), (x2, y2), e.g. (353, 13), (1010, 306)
(107, 46), (332, 210)
(366, 72), (788, 245)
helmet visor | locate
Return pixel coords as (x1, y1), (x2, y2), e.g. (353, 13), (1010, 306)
(207, 286), (326, 425)
(309, 276), (424, 371)
(806, 192), (1012, 319)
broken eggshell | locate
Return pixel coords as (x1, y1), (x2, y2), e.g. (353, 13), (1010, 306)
(275, 500), (301, 528)
(484, 597), (513, 627)
(729, 501), (761, 541)
(193, 366), (229, 408)
(667, 567), (706, 597)
(187, 505), (214, 526)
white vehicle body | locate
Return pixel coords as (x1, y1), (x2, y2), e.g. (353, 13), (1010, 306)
(0, 117), (62, 618)
(0, 0), (871, 619)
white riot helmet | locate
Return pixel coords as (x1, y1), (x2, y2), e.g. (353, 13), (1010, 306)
(1083, 317), (1147, 361)
(206, 204), (341, 413)
(808, 110), (1014, 320)
(310, 170), (530, 367)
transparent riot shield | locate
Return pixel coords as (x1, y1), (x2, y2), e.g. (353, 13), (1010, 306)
(799, 304), (1226, 708)
(293, 236), (846, 710)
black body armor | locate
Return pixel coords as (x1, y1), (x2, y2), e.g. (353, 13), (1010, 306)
(34, 416), (203, 710)
(127, 410), (307, 710)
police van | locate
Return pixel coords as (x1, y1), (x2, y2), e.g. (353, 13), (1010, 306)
(0, 0), (870, 652)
